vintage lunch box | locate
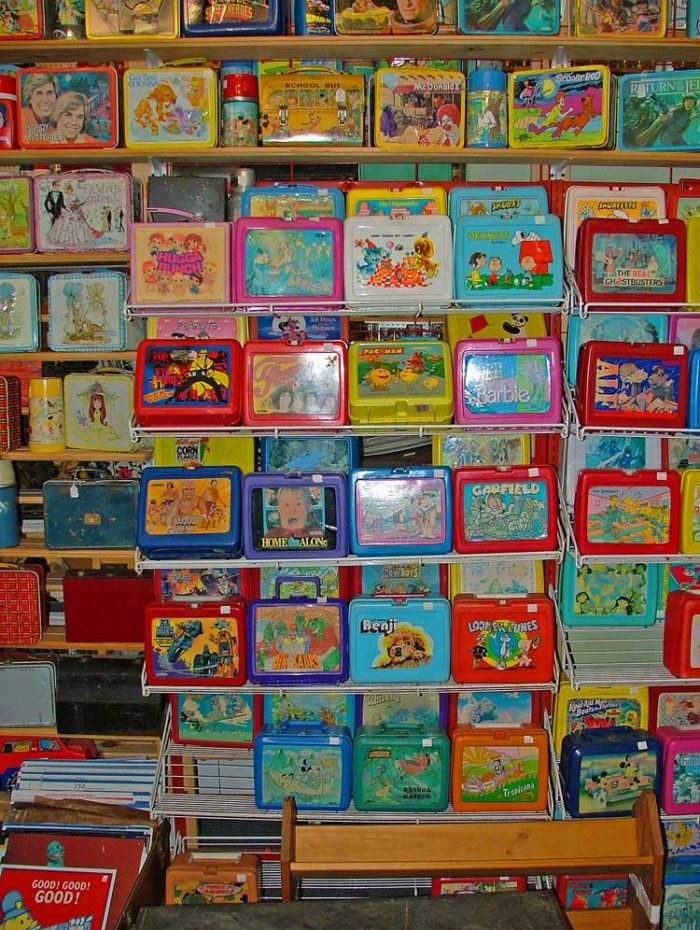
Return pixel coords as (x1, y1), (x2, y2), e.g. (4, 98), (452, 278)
(353, 725), (450, 812)
(17, 66), (118, 149)
(155, 567), (252, 602)
(242, 340), (347, 427)
(250, 312), (348, 342)
(657, 726), (700, 814)
(257, 566), (350, 600)
(454, 215), (564, 304)
(63, 568), (153, 644)
(0, 376), (21, 453)
(452, 337), (562, 426)
(241, 183), (345, 220)
(86, 0), (178, 37)
(248, 590), (348, 686)
(687, 219), (700, 304)
(448, 690), (542, 731)
(358, 692), (447, 728)
(508, 65), (612, 149)
(124, 68), (218, 149)
(147, 175), (227, 223)
(349, 466), (453, 556)
(0, 176), (34, 254)
(453, 465), (559, 554)
(146, 313), (244, 342)
(555, 875), (629, 910)
(558, 555), (659, 627)
(663, 591), (700, 678)
(576, 341), (688, 430)
(242, 472), (349, 560)
(344, 215), (453, 309)
(166, 851), (261, 905)
(560, 725), (661, 818)
(576, 217), (686, 306)
(0, 564), (47, 645)
(0, 273), (39, 352)
(145, 600), (246, 687)
(669, 180), (700, 220)
(295, 0), (333, 33)
(448, 184), (549, 224)
(574, 468), (681, 556)
(171, 692), (261, 747)
(450, 725), (549, 812)
(48, 271), (128, 352)
(346, 184), (447, 218)
(565, 313), (667, 387)
(258, 70), (364, 145)
(349, 595), (451, 684)
(0, 0), (43, 39)
(348, 339), (453, 424)
(352, 562), (448, 597)
(433, 877), (527, 894)
(153, 436), (253, 472)
(130, 222), (230, 305)
(680, 470), (700, 552)
(254, 721), (352, 811)
(449, 559), (544, 597)
(618, 70), (700, 152)
(183, 0), (284, 34)
(335, 0), (438, 31)
(137, 466), (242, 559)
(573, 0), (665, 34)
(64, 369), (136, 453)
(650, 684), (700, 730)
(460, 0), (558, 32)
(33, 171), (131, 253)
(263, 692), (356, 731)
(553, 683), (649, 754)
(0, 660), (55, 729)
(134, 340), (242, 428)
(43, 478), (139, 550)
(374, 68), (466, 150)
(233, 217), (343, 306)
(451, 594), (555, 685)
(261, 436), (359, 474)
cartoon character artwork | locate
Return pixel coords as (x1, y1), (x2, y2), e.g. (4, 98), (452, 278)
(86, 0), (177, 37)
(124, 68), (216, 147)
(132, 224), (228, 304)
(585, 483), (673, 546)
(590, 231), (678, 295)
(248, 351), (341, 419)
(460, 350), (553, 417)
(667, 439), (700, 470)
(144, 476), (232, 536)
(565, 194), (661, 265)
(620, 71), (700, 151)
(0, 274), (37, 351)
(258, 74), (364, 145)
(158, 567), (243, 601)
(662, 878), (700, 925)
(568, 561), (653, 620)
(670, 750), (700, 806)
(574, 0), (662, 34)
(462, 479), (549, 543)
(468, 620), (543, 673)
(356, 742), (446, 808)
(169, 872), (253, 906)
(565, 697), (643, 737)
(591, 353), (682, 416)
(454, 691), (535, 726)
(243, 227), (336, 298)
(579, 750), (656, 813)
(360, 692), (443, 727)
(258, 743), (345, 807)
(140, 345), (232, 411)
(375, 68), (465, 148)
(65, 375), (132, 451)
(0, 0), (43, 38)
(252, 604), (343, 675)
(458, 743), (541, 804)
(355, 342), (448, 400)
(175, 692), (255, 745)
(151, 612), (241, 681)
(335, 0), (438, 33)
(457, 223), (558, 294)
(263, 437), (352, 473)
(0, 178), (32, 253)
(360, 563), (442, 596)
(259, 566), (341, 599)
(0, 866), (115, 930)
(48, 272), (125, 351)
(561, 878), (629, 910)
(566, 314), (665, 384)
(34, 172), (130, 253)
(462, 0), (558, 32)
(454, 560), (541, 595)
(355, 477), (446, 548)
(665, 818), (700, 856)
(265, 692), (353, 727)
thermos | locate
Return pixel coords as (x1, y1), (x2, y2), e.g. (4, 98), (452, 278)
(221, 62), (259, 148)
(28, 378), (65, 453)
(467, 64), (507, 148)
(0, 461), (19, 548)
(688, 0), (699, 36)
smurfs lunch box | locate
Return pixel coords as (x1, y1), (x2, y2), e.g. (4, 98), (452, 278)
(448, 184), (548, 224)
(374, 67), (466, 150)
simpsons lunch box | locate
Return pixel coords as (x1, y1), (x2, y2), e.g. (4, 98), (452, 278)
(145, 601), (246, 687)
(261, 436), (359, 473)
(349, 466), (452, 556)
(451, 594), (555, 685)
(86, 0), (178, 37)
(263, 692), (356, 731)
(258, 71), (364, 145)
(555, 875), (629, 910)
(137, 466), (242, 559)
(553, 683), (649, 754)
(124, 68), (217, 149)
(17, 66), (118, 149)
(374, 68), (466, 150)
(135, 340), (242, 428)
(454, 215), (564, 304)
(0, 176), (33, 254)
(449, 690), (542, 730)
(166, 852), (261, 906)
(353, 725), (450, 812)
(130, 222), (230, 305)
(248, 589), (348, 686)
(48, 271), (127, 352)
(344, 215), (453, 308)
(650, 685), (700, 730)
(242, 340), (347, 427)
(663, 592), (700, 678)
(574, 468), (681, 556)
(233, 217), (343, 306)
(460, 0), (558, 33)
(448, 184), (549, 224)
(241, 183), (345, 220)
(576, 341), (688, 430)
(577, 217), (686, 305)
(242, 472), (349, 560)
(155, 567), (253, 602)
(348, 339), (453, 424)
(0, 273), (39, 352)
(183, 0), (284, 33)
(558, 555), (659, 627)
(453, 337), (562, 426)
(64, 369), (136, 453)
(171, 692), (261, 747)
(657, 726), (700, 814)
(349, 595), (451, 684)
(254, 721), (352, 811)
(257, 566), (350, 600)
(508, 66), (611, 149)
(453, 465), (558, 554)
(352, 563), (448, 597)
(618, 70), (700, 152)
(560, 726), (661, 817)
(43, 478), (138, 550)
(347, 185), (447, 218)
(358, 692), (448, 728)
(450, 725), (549, 812)
(33, 170), (131, 253)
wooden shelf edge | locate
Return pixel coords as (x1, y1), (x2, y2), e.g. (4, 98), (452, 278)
(0, 539), (135, 563)
(0, 351), (137, 362)
(5, 628), (143, 653)
(566, 910), (633, 930)
(2, 447), (149, 462)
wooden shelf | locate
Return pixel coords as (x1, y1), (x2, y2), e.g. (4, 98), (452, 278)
(5, 626), (143, 654)
(0, 537), (134, 565)
(1, 446), (150, 462)
(0, 351), (136, 362)
(568, 913), (634, 930)
(0, 252), (128, 267)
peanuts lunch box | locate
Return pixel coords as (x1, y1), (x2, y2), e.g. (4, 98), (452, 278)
(258, 71), (364, 145)
(449, 690), (542, 730)
(0, 176), (33, 254)
(349, 595), (451, 684)
(346, 185), (447, 217)
(618, 70), (700, 152)
(349, 466), (453, 556)
(260, 436), (359, 473)
(508, 66), (612, 149)
(17, 66), (118, 150)
(553, 683), (649, 754)
(358, 692), (448, 728)
(460, 0), (558, 32)
(344, 215), (453, 308)
(374, 68), (466, 150)
(0, 273), (39, 352)
(448, 184), (549, 225)
(558, 555), (659, 627)
(48, 271), (128, 353)
(348, 339), (453, 424)
(124, 68), (218, 149)
(86, 0), (178, 37)
(453, 337), (562, 426)
(182, 0), (284, 34)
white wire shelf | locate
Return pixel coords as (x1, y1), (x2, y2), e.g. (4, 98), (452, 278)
(577, 300), (700, 319)
(569, 388), (700, 440)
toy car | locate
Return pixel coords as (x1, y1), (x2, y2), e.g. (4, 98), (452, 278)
(0, 735), (98, 791)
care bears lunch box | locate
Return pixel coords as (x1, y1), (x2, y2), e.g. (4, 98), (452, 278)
(124, 67), (218, 149)
(374, 68), (466, 150)
(258, 71), (364, 146)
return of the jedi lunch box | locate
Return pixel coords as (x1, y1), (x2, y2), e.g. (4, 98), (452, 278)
(618, 69), (700, 152)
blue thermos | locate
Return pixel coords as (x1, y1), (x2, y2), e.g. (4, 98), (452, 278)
(0, 461), (19, 548)
(467, 65), (508, 148)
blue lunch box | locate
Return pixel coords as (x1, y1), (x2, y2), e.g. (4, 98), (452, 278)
(688, 348), (700, 428)
(240, 183), (344, 219)
(263, 692), (357, 733)
(448, 185), (549, 225)
(43, 478), (138, 550)
(182, 0), (284, 35)
(260, 436), (359, 473)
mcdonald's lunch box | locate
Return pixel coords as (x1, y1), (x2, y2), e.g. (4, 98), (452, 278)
(657, 726), (700, 814)
(663, 591), (700, 678)
(0, 564), (47, 645)
(242, 340), (347, 427)
(64, 369), (136, 453)
(555, 875), (629, 910)
(145, 600), (246, 687)
(0, 376), (21, 453)
(0, 272), (39, 351)
(552, 683), (649, 754)
(166, 851), (261, 905)
(137, 466), (242, 559)
(43, 478), (138, 550)
(182, 0), (284, 33)
(247, 592), (348, 685)
(352, 725), (450, 812)
(348, 339), (453, 425)
(253, 721), (352, 810)
(449, 690), (542, 731)
(258, 71), (364, 145)
(374, 68), (466, 150)
(451, 594), (555, 685)
(48, 271), (128, 353)
(171, 692), (261, 747)
(134, 340), (243, 428)
(453, 465), (559, 554)
(63, 569), (153, 644)
(242, 472), (348, 560)
(349, 596), (450, 684)
(450, 726), (549, 812)
(124, 67), (218, 149)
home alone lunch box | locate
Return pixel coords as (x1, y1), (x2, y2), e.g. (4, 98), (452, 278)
(374, 68), (466, 149)
(48, 271), (128, 352)
(124, 67), (218, 149)
(258, 70), (364, 145)
(0, 273), (39, 352)
(618, 69), (700, 152)
(64, 368), (136, 452)
(43, 478), (138, 549)
(0, 176), (34, 254)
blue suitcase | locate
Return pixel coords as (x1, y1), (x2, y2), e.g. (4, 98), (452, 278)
(43, 478), (138, 550)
